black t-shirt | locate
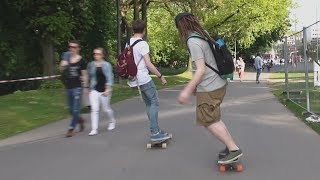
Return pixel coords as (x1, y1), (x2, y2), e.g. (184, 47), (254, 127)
(65, 59), (86, 89)
(95, 67), (106, 92)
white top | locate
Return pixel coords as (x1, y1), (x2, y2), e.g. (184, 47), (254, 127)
(127, 37), (152, 87)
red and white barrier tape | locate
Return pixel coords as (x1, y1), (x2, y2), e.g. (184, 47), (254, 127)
(0, 75), (61, 84)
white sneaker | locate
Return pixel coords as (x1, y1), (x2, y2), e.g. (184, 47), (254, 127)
(88, 130), (98, 136)
(306, 115), (320, 122)
(107, 122), (115, 131)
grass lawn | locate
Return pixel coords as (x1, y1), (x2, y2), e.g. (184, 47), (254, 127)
(0, 71), (191, 139)
(269, 72), (320, 135)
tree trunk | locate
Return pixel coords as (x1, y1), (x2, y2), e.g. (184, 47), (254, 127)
(121, 16), (132, 43)
(141, 0), (148, 40)
(116, 0), (122, 55)
(40, 35), (55, 76)
(133, 0), (139, 20)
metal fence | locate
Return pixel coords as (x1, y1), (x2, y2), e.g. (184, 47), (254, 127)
(281, 21), (320, 117)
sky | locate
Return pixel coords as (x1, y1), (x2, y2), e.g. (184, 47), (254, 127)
(290, 0), (320, 30)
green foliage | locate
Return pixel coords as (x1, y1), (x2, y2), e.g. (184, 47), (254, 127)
(160, 0), (293, 51)
(157, 67), (188, 75)
(0, 0), (116, 95)
(0, 0), (294, 95)
(40, 79), (64, 89)
(147, 4), (188, 68)
(0, 74), (191, 139)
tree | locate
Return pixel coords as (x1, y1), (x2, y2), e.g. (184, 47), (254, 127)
(14, 0), (76, 75)
(0, 0), (116, 94)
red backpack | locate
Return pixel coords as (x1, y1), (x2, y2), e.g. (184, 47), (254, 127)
(116, 39), (143, 80)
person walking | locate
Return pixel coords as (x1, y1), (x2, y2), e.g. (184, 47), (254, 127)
(237, 56), (245, 82)
(254, 53), (263, 84)
(175, 12), (243, 164)
(87, 48), (116, 136)
(60, 40), (88, 137)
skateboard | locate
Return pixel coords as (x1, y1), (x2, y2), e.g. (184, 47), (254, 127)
(146, 134), (173, 149)
(217, 158), (243, 172)
(217, 153), (243, 172)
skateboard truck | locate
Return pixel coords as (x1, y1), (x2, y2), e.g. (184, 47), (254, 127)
(218, 159), (243, 172)
(146, 134), (173, 149)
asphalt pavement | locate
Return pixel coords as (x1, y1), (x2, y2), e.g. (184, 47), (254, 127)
(1, 72), (320, 180)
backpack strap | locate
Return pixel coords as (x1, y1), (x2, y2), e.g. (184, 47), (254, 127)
(128, 39), (144, 48)
(128, 38), (145, 66)
(187, 34), (220, 75)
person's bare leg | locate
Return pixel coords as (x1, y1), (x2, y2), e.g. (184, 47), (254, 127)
(207, 120), (239, 151)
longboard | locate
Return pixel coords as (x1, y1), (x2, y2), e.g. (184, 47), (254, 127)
(146, 134), (173, 149)
(217, 158), (243, 172)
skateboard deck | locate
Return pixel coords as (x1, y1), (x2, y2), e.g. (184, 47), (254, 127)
(217, 155), (243, 172)
(146, 134), (173, 149)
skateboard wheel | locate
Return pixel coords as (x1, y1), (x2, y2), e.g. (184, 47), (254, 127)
(161, 143), (167, 148)
(219, 165), (226, 172)
(147, 143), (152, 149)
(236, 164), (243, 172)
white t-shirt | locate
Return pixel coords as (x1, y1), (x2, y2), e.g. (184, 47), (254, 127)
(127, 37), (152, 87)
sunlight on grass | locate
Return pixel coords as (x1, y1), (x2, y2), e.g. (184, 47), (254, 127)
(269, 72), (320, 135)
(0, 70), (192, 139)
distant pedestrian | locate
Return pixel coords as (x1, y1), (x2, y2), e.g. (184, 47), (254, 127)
(254, 53), (263, 84)
(236, 57), (245, 82)
(267, 59), (273, 72)
(230, 56), (236, 82)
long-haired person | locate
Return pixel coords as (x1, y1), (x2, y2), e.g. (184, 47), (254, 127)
(175, 13), (243, 164)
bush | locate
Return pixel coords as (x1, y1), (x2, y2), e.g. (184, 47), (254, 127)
(40, 79), (64, 89)
(157, 67), (188, 76)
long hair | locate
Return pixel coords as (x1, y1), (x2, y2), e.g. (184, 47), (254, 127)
(176, 14), (214, 42)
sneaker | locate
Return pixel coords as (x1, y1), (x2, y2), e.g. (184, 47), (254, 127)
(218, 147), (229, 158)
(107, 122), (115, 131)
(150, 130), (171, 142)
(218, 149), (243, 164)
(65, 129), (75, 138)
(88, 130), (98, 136)
(306, 115), (320, 122)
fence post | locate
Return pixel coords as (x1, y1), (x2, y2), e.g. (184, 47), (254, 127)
(284, 36), (289, 99)
(303, 27), (311, 112)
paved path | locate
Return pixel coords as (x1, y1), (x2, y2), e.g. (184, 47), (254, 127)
(1, 72), (320, 180)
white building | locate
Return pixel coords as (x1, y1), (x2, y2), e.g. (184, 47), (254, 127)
(306, 26), (320, 44)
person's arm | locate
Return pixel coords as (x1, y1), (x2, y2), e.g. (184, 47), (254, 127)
(104, 62), (114, 95)
(178, 59), (206, 104)
(80, 60), (89, 90)
(144, 53), (167, 85)
(81, 70), (89, 87)
(144, 53), (161, 77)
(183, 59), (205, 94)
(178, 39), (205, 104)
(59, 52), (70, 71)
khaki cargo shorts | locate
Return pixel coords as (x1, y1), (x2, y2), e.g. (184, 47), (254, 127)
(196, 85), (227, 127)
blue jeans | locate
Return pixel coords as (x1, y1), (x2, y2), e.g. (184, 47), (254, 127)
(256, 68), (262, 81)
(66, 87), (82, 129)
(139, 80), (160, 134)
